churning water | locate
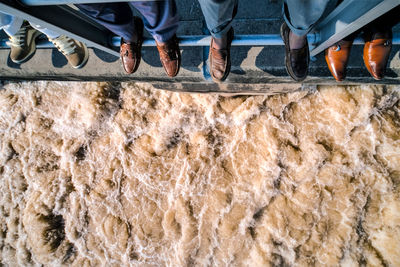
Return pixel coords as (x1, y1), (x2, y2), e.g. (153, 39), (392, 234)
(0, 81), (399, 266)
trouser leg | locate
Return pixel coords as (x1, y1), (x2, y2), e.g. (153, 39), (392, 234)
(76, 3), (137, 42)
(283, 0), (334, 36)
(29, 22), (60, 39)
(198, 0), (238, 38)
(130, 0), (179, 43)
(0, 12), (23, 36)
(76, 1), (178, 43)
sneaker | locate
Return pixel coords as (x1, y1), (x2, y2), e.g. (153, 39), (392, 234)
(49, 35), (89, 69)
(8, 21), (41, 63)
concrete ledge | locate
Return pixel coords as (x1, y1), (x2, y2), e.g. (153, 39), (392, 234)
(1, 0), (399, 93)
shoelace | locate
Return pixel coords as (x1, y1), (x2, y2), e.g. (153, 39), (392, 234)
(9, 24), (30, 47)
(49, 35), (77, 56)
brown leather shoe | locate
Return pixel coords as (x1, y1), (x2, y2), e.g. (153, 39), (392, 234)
(363, 30), (392, 80)
(156, 35), (181, 77)
(325, 39), (354, 81)
(280, 22), (309, 82)
(120, 17), (144, 74)
(209, 27), (234, 83)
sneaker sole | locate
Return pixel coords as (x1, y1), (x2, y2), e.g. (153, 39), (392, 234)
(72, 43), (89, 69)
(11, 30), (41, 64)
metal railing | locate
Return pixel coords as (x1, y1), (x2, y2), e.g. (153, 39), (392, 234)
(0, 0), (399, 78)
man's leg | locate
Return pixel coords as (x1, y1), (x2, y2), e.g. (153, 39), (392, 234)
(131, 0), (181, 77)
(131, 0), (178, 43)
(283, 0), (332, 39)
(76, 3), (138, 43)
(281, 0), (334, 81)
(198, 0), (238, 82)
(76, 3), (143, 73)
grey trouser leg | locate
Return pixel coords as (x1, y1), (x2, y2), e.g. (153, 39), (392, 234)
(283, 0), (333, 36)
(198, 0), (238, 38)
(29, 22), (60, 39)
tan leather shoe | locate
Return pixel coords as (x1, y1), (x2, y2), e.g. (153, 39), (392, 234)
(325, 39), (353, 81)
(209, 27), (234, 82)
(120, 17), (144, 74)
(156, 35), (181, 77)
(363, 30), (392, 80)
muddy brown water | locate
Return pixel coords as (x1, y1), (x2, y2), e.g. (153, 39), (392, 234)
(0, 81), (399, 266)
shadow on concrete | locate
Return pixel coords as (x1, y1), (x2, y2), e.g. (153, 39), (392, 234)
(51, 49), (68, 68)
(231, 46), (251, 75)
(181, 47), (202, 72)
(93, 48), (119, 63)
(255, 46), (287, 76)
(385, 46), (399, 78)
(7, 53), (22, 69)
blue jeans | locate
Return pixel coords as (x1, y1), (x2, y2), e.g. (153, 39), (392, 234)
(76, 1), (178, 43)
(283, 0), (336, 36)
(198, 0), (238, 38)
(0, 11), (59, 38)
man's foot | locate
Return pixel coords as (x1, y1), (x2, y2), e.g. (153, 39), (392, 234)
(209, 27), (234, 82)
(156, 35), (181, 77)
(363, 29), (392, 80)
(280, 22), (309, 82)
(8, 21), (41, 63)
(49, 35), (89, 69)
(325, 39), (354, 81)
(120, 17), (144, 74)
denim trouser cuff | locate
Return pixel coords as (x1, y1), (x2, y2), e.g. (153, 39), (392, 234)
(210, 23), (233, 39)
(282, 3), (309, 36)
(198, 0), (238, 39)
(0, 14), (23, 37)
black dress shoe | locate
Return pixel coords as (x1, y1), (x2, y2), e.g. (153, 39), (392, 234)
(280, 22), (309, 82)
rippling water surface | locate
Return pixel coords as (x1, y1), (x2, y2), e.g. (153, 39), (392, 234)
(0, 81), (399, 266)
